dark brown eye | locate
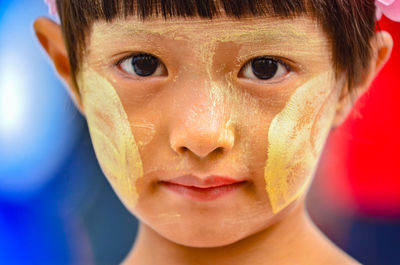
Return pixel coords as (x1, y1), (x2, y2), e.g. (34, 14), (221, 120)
(240, 57), (289, 81)
(119, 53), (166, 77)
(252, 57), (278, 79)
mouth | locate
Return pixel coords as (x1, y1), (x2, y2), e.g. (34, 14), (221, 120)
(159, 175), (249, 201)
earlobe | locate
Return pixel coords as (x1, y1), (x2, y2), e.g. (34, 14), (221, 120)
(33, 17), (84, 114)
(332, 31), (393, 127)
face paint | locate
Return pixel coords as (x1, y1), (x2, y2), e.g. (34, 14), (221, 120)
(77, 66), (143, 210)
(131, 122), (156, 148)
(264, 71), (340, 213)
(86, 16), (335, 220)
(76, 14), (349, 249)
(91, 17), (325, 49)
(90, 17), (330, 78)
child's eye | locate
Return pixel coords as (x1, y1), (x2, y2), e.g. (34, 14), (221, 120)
(239, 57), (290, 81)
(119, 53), (167, 77)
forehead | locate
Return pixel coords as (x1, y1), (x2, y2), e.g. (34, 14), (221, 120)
(89, 15), (328, 48)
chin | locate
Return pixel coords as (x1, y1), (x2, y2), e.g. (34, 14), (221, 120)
(159, 226), (251, 248)
(157, 201), (300, 248)
(150, 214), (271, 248)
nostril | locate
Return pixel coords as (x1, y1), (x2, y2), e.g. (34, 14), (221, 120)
(178, 146), (189, 154)
(177, 145), (225, 157)
(214, 147), (224, 154)
(170, 127), (235, 158)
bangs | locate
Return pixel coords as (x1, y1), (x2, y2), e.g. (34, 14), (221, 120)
(58, 0), (309, 78)
(70, 0), (308, 21)
(57, 0), (376, 91)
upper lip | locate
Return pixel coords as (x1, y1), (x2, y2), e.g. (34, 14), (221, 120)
(161, 174), (247, 188)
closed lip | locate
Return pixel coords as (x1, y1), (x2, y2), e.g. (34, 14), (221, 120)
(159, 174), (249, 201)
(159, 174), (248, 188)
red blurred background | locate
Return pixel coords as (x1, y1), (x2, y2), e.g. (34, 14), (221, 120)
(316, 16), (400, 217)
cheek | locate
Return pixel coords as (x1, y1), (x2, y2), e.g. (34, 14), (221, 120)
(78, 67), (143, 210)
(264, 72), (340, 213)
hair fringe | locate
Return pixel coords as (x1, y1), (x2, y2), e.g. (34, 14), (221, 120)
(57, 0), (377, 91)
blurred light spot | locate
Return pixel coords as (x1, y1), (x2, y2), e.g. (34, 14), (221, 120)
(0, 1), (82, 201)
(0, 51), (29, 140)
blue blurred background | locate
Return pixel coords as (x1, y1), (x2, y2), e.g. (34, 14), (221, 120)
(0, 1), (137, 264)
(0, 1), (399, 264)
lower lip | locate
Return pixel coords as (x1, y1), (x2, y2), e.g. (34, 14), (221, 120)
(160, 181), (247, 201)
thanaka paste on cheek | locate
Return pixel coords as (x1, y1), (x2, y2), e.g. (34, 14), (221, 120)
(264, 71), (340, 213)
(87, 18), (336, 215)
(77, 66), (143, 209)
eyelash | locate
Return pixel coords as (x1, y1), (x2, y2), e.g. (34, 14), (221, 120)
(238, 56), (291, 82)
(116, 53), (167, 78)
(116, 53), (293, 82)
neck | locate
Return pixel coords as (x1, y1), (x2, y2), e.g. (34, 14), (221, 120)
(122, 200), (343, 265)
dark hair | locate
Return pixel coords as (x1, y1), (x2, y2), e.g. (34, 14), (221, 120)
(56, 0), (377, 90)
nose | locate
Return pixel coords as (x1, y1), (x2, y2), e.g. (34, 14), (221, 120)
(169, 101), (235, 159)
(170, 124), (235, 159)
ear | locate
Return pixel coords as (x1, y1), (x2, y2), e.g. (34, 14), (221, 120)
(332, 31), (393, 126)
(33, 17), (84, 114)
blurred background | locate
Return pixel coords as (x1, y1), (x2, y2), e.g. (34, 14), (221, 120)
(0, 1), (399, 264)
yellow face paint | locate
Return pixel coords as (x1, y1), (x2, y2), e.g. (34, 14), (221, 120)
(90, 17), (330, 77)
(77, 66), (143, 210)
(86, 16), (335, 217)
(264, 72), (340, 213)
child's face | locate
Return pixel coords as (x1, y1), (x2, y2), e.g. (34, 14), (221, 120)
(77, 14), (342, 247)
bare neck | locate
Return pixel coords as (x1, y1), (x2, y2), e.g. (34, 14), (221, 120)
(123, 201), (357, 265)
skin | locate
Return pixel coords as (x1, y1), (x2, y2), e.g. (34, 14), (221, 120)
(34, 11), (392, 265)
(77, 66), (143, 210)
(265, 71), (340, 213)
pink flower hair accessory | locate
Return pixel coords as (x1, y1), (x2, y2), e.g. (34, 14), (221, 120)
(44, 0), (58, 17)
(376, 0), (400, 21)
